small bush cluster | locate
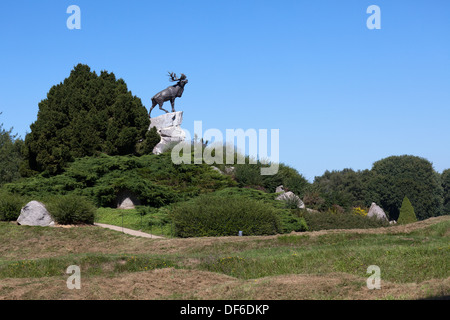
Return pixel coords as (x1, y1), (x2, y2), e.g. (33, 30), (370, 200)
(299, 210), (388, 231)
(0, 192), (25, 221)
(46, 194), (96, 225)
(170, 193), (282, 237)
(278, 210), (308, 233)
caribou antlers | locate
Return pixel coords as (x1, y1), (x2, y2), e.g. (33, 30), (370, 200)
(168, 72), (187, 82)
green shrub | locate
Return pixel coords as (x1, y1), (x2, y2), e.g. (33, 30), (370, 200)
(397, 196), (417, 224)
(299, 210), (388, 231)
(169, 194), (282, 237)
(0, 192), (25, 221)
(279, 210), (308, 233)
(136, 126), (161, 155)
(47, 195), (96, 225)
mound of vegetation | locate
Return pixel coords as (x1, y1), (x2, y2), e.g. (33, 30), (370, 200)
(5, 153), (235, 208)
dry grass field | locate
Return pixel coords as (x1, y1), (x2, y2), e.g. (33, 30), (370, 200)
(0, 216), (449, 300)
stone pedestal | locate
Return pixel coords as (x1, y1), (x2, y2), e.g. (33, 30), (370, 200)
(149, 111), (186, 154)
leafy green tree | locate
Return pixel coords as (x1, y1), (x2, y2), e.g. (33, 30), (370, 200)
(22, 64), (150, 175)
(0, 116), (23, 185)
(367, 155), (443, 221)
(312, 168), (371, 210)
(397, 196), (417, 224)
(442, 169), (450, 215)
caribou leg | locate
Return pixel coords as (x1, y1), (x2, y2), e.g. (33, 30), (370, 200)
(149, 101), (157, 117)
(170, 99), (176, 113)
(159, 103), (169, 113)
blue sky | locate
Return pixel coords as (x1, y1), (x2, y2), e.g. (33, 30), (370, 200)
(0, 0), (449, 181)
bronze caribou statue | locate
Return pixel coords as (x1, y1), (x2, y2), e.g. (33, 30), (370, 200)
(149, 72), (188, 117)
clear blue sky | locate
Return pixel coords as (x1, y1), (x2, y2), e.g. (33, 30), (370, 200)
(1, 0), (449, 181)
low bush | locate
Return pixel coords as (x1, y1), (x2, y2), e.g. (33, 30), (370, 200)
(46, 194), (96, 225)
(279, 210), (308, 233)
(0, 192), (25, 221)
(169, 193), (282, 237)
(299, 210), (389, 231)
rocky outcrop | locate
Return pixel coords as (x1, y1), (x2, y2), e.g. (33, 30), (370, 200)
(368, 202), (388, 221)
(149, 111), (186, 154)
(275, 185), (305, 209)
(17, 201), (55, 227)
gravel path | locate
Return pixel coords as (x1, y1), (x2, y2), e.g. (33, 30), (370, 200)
(94, 223), (164, 239)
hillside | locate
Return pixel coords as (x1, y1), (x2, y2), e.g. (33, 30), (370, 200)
(0, 216), (448, 300)
(2, 151), (340, 237)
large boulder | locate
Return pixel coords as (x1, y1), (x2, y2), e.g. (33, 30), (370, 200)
(275, 185), (305, 209)
(149, 111), (186, 154)
(368, 202), (388, 221)
(17, 201), (55, 227)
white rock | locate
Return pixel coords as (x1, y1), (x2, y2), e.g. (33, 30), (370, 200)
(17, 201), (55, 227)
(275, 185), (305, 209)
(224, 166), (235, 174)
(149, 111), (183, 129)
(149, 111), (186, 154)
(368, 202), (388, 221)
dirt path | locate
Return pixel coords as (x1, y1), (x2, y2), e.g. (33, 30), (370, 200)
(93, 223), (164, 239)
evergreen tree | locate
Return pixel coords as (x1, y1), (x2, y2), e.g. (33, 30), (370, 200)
(137, 126), (161, 155)
(0, 115), (23, 185)
(398, 196), (417, 224)
(22, 64), (150, 175)
(442, 169), (450, 215)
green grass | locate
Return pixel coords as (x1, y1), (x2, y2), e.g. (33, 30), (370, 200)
(95, 207), (175, 237)
(0, 217), (448, 299)
(0, 253), (177, 279)
(196, 221), (450, 283)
